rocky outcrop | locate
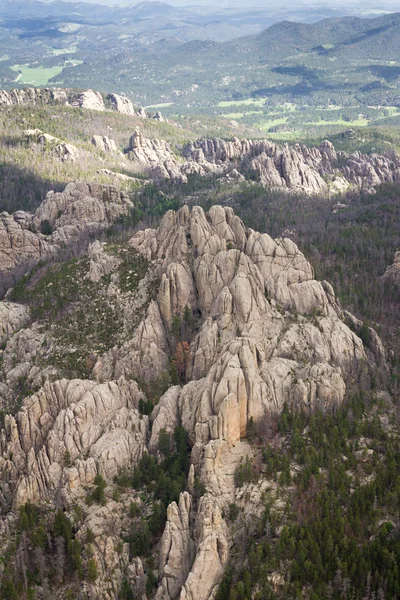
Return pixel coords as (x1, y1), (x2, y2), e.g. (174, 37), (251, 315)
(0, 183), (134, 297)
(180, 137), (332, 193)
(31, 183), (134, 255)
(53, 141), (80, 161)
(156, 492), (195, 599)
(93, 299), (170, 383)
(96, 168), (142, 184)
(381, 250), (400, 286)
(0, 86), (146, 117)
(23, 129), (80, 161)
(183, 137), (400, 194)
(137, 107), (147, 118)
(77, 90), (106, 112)
(0, 377), (148, 507)
(125, 130), (400, 193)
(87, 240), (121, 283)
(0, 324), (47, 411)
(179, 494), (228, 600)
(127, 130), (187, 183)
(92, 135), (118, 153)
(132, 206), (373, 453)
(342, 150), (400, 190)
(0, 87), (68, 106)
(107, 93), (136, 116)
(0, 212), (57, 297)
(0, 302), (30, 345)
(0, 204), (383, 599)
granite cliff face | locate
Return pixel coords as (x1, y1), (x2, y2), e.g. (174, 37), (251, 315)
(0, 204), (382, 599)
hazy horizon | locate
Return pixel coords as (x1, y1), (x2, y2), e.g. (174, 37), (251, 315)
(34, 0), (400, 11)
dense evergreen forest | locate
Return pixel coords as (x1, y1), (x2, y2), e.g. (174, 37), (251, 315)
(216, 394), (400, 600)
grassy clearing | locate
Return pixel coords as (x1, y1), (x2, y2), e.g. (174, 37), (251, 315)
(267, 130), (301, 140)
(145, 102), (174, 109)
(51, 46), (78, 55)
(304, 118), (369, 127)
(218, 98), (266, 108)
(222, 110), (263, 119)
(257, 117), (289, 130)
(10, 65), (65, 85)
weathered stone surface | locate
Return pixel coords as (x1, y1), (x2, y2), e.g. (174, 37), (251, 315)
(150, 386), (181, 453)
(87, 240), (120, 282)
(0, 212), (56, 297)
(0, 87), (147, 119)
(156, 492), (195, 600)
(0, 377), (148, 507)
(126, 557), (147, 597)
(127, 130), (188, 183)
(125, 130), (400, 193)
(0, 325), (45, 394)
(0, 302), (30, 345)
(78, 89), (106, 111)
(179, 495), (228, 600)
(107, 93), (136, 116)
(131, 205), (376, 458)
(38, 183), (132, 231)
(32, 183), (133, 248)
(0, 182), (136, 297)
(93, 300), (170, 383)
(92, 135), (118, 153)
(96, 168), (141, 183)
(53, 141), (80, 161)
(0, 87), (67, 106)
(344, 310), (387, 367)
(381, 250), (400, 286)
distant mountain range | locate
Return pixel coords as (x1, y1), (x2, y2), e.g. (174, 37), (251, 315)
(0, 0), (390, 42)
(0, 5), (399, 111)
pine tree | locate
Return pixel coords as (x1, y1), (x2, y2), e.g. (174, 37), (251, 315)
(87, 558), (98, 582)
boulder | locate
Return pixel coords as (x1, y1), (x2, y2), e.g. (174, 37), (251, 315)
(92, 135), (118, 153)
(107, 93), (136, 116)
(78, 89), (106, 111)
(381, 250), (400, 286)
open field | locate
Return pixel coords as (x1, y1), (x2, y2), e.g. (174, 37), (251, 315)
(51, 46), (78, 56)
(10, 65), (64, 86)
(218, 98), (266, 108)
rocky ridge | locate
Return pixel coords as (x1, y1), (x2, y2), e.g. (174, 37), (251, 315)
(0, 182), (134, 297)
(0, 87), (147, 117)
(127, 131), (400, 194)
(0, 204), (383, 599)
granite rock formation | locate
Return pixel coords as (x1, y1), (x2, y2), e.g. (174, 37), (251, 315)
(0, 204), (384, 599)
(0, 183), (134, 296)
